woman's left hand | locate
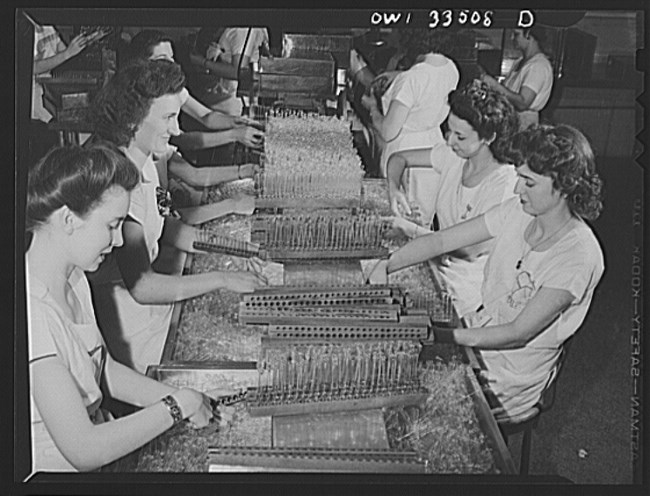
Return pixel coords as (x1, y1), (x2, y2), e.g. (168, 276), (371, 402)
(233, 116), (264, 130)
(237, 163), (260, 179)
(230, 194), (256, 215)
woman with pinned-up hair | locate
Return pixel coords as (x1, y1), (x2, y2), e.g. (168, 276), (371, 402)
(386, 80), (520, 317)
(370, 124), (605, 418)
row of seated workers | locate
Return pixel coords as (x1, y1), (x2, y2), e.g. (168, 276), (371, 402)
(25, 23), (604, 473)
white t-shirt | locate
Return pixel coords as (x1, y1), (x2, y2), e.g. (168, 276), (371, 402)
(433, 160), (518, 316)
(503, 53), (554, 129)
(380, 53), (459, 175)
(27, 265), (107, 472)
(468, 197), (604, 417)
(89, 147), (173, 373)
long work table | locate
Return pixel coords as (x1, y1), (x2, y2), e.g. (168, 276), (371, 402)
(109, 176), (516, 475)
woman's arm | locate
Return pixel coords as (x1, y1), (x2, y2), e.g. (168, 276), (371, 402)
(102, 354), (176, 405)
(362, 96), (410, 143)
(33, 34), (86, 75)
(386, 148), (438, 217)
(167, 154), (257, 188)
(177, 195), (255, 225)
(181, 94), (236, 130)
(437, 287), (574, 349)
(31, 356), (210, 471)
(190, 52), (240, 80)
(115, 219), (264, 304)
(172, 127), (263, 152)
(158, 216), (201, 253)
(387, 214), (493, 274)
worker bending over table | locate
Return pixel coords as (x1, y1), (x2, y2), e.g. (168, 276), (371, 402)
(386, 80), (520, 318)
(26, 144), (217, 472)
(88, 59), (266, 374)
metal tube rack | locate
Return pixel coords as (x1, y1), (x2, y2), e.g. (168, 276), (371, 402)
(193, 229), (265, 259)
(248, 341), (425, 417)
(246, 384), (427, 417)
(254, 170), (362, 210)
(250, 212), (390, 261)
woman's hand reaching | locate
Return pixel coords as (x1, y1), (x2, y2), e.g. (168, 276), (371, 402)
(235, 126), (264, 149)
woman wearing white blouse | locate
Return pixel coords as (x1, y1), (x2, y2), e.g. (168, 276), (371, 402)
(371, 124), (604, 417)
(386, 80), (520, 316)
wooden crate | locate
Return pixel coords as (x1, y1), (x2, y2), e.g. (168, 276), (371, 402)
(255, 56), (336, 99)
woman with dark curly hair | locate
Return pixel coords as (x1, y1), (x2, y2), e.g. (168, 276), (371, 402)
(121, 29), (264, 154)
(89, 59), (266, 373)
(370, 124), (604, 418)
(386, 80), (520, 316)
(360, 29), (460, 220)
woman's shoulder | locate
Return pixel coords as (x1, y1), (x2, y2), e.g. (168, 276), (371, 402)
(525, 53), (553, 71)
(550, 220), (605, 277)
(567, 221), (604, 261)
(487, 164), (517, 181)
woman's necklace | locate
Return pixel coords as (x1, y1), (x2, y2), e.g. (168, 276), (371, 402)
(516, 216), (573, 270)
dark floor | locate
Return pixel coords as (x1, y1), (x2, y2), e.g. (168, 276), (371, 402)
(508, 157), (643, 483)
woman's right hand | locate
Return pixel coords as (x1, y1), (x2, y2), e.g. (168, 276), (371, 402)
(389, 188), (412, 217)
(220, 271), (267, 293)
(65, 33), (89, 58)
(171, 389), (213, 429)
(236, 127), (264, 149)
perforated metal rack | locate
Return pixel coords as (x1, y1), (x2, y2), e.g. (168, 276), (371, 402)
(238, 285), (430, 327)
(261, 322), (428, 346)
(208, 446), (427, 473)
